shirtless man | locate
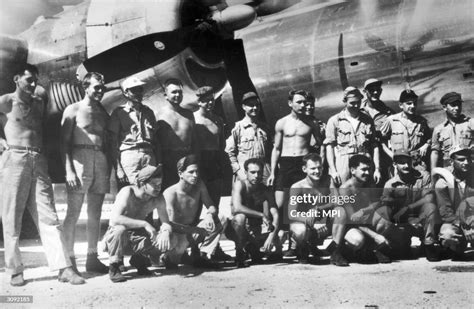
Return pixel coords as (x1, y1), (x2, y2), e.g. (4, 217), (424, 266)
(333, 155), (391, 266)
(0, 64), (83, 286)
(157, 78), (196, 189)
(61, 72), (110, 274)
(231, 158), (280, 267)
(162, 155), (226, 268)
(193, 86), (225, 206)
(288, 153), (331, 263)
(103, 165), (172, 282)
(268, 90), (323, 255)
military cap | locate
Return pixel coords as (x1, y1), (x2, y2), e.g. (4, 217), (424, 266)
(136, 165), (162, 184)
(343, 86), (363, 100)
(241, 91), (259, 105)
(393, 148), (412, 160)
(399, 90), (418, 103)
(449, 145), (472, 158)
(364, 78), (382, 90)
(440, 92), (462, 106)
(121, 76), (145, 91)
(196, 86), (214, 100)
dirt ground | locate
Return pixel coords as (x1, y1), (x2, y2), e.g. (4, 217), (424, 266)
(1, 198), (473, 308)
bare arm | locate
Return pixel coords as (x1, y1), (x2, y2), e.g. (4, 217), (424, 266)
(60, 106), (80, 189)
(231, 181), (265, 218)
(200, 181), (217, 216)
(268, 120), (283, 185)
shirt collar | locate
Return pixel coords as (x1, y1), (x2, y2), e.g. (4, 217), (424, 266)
(443, 114), (469, 127)
(241, 117), (257, 128)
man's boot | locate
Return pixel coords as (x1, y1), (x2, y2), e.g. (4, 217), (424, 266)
(328, 241), (349, 267)
(86, 252), (108, 273)
(10, 272), (26, 287)
(129, 254), (153, 276)
(109, 263), (127, 283)
(58, 267), (86, 285)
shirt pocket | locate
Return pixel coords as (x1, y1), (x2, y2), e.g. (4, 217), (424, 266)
(391, 130), (405, 150)
(439, 131), (452, 153)
(239, 134), (256, 152)
(336, 128), (352, 146)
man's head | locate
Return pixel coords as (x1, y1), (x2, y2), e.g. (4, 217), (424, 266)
(305, 92), (315, 116)
(399, 90), (418, 116)
(196, 86), (215, 112)
(177, 155), (199, 185)
(349, 154), (372, 183)
(164, 78), (183, 105)
(288, 90), (307, 115)
(241, 91), (261, 118)
(440, 92), (463, 120)
(393, 149), (413, 175)
(136, 165), (163, 197)
(83, 72), (106, 103)
(244, 158), (264, 185)
(302, 153), (323, 182)
(343, 87), (363, 114)
(121, 76), (145, 104)
(14, 63), (39, 96)
(450, 146), (472, 174)
(363, 78), (383, 102)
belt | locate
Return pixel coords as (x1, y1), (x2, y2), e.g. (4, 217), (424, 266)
(121, 145), (153, 152)
(7, 145), (42, 153)
(74, 144), (104, 151)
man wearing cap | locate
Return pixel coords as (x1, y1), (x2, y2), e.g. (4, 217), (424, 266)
(431, 92), (474, 170)
(162, 155), (226, 268)
(379, 148), (440, 261)
(226, 91), (272, 183)
(324, 86), (381, 187)
(61, 72), (111, 274)
(433, 146), (474, 259)
(156, 78), (196, 189)
(194, 86), (225, 205)
(361, 79), (395, 184)
(108, 76), (160, 189)
(0, 64), (83, 286)
(380, 90), (431, 170)
(103, 165), (173, 282)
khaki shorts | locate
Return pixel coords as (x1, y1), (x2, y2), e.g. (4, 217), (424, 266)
(69, 148), (110, 194)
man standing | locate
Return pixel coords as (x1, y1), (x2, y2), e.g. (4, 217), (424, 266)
(434, 146), (474, 259)
(194, 86), (225, 205)
(157, 79), (196, 189)
(380, 149), (440, 261)
(431, 92), (474, 170)
(61, 72), (110, 274)
(361, 78), (395, 184)
(104, 165), (172, 282)
(0, 64), (84, 286)
(288, 153), (331, 263)
(230, 158), (280, 267)
(380, 90), (431, 170)
(108, 76), (160, 188)
(268, 90), (324, 214)
(325, 86), (381, 187)
(226, 91), (272, 183)
(162, 155), (226, 268)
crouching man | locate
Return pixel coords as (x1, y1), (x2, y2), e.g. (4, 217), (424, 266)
(288, 153), (332, 263)
(379, 149), (440, 261)
(331, 155), (391, 266)
(434, 146), (474, 260)
(162, 155), (227, 269)
(103, 165), (173, 283)
(230, 158), (280, 267)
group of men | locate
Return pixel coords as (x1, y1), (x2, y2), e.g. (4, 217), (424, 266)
(1, 64), (473, 286)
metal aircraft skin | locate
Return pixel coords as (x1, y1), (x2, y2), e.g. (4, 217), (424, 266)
(1, 0), (474, 186)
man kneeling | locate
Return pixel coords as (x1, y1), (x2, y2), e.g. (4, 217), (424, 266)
(162, 155), (227, 269)
(104, 165), (172, 282)
(230, 158), (280, 267)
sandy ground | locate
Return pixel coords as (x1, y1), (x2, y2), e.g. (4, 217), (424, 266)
(1, 198), (473, 308)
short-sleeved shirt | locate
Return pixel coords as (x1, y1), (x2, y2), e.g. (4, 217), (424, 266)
(380, 112), (431, 153)
(431, 115), (474, 166)
(435, 167), (474, 224)
(323, 108), (377, 156)
(360, 99), (395, 134)
(381, 170), (432, 209)
(225, 118), (272, 173)
(108, 102), (157, 151)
